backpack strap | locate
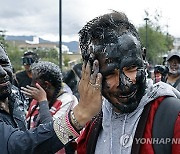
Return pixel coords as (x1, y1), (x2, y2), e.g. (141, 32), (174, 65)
(86, 111), (103, 154)
(152, 96), (180, 154)
(131, 103), (152, 154)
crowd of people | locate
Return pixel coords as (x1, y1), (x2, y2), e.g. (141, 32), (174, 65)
(0, 10), (180, 154)
(151, 51), (180, 92)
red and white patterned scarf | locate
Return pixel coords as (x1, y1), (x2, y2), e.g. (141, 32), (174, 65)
(26, 99), (62, 128)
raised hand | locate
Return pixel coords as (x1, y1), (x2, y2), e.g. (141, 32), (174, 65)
(21, 83), (47, 103)
(73, 60), (102, 127)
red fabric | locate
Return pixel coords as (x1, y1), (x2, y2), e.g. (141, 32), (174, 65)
(172, 113), (180, 154)
(140, 96), (165, 154)
(26, 99), (62, 128)
(77, 96), (180, 154)
(26, 99), (39, 119)
(77, 120), (97, 154)
(140, 96), (180, 154)
(27, 99), (65, 153)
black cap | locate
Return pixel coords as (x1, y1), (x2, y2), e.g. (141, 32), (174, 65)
(167, 51), (180, 61)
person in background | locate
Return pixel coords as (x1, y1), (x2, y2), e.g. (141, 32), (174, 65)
(166, 51), (180, 91)
(13, 50), (39, 88)
(0, 46), (29, 132)
(0, 43), (103, 154)
(76, 10), (180, 154)
(63, 63), (82, 100)
(13, 50), (39, 107)
(153, 65), (169, 83)
(25, 61), (78, 153)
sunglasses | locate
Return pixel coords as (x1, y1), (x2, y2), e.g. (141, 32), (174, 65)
(22, 57), (35, 65)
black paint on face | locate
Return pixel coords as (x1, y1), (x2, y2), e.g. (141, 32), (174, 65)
(96, 33), (146, 113)
(0, 46), (13, 100)
(167, 57), (180, 76)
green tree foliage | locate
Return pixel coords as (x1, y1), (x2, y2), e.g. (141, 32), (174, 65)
(0, 30), (23, 71)
(0, 30), (8, 48)
(6, 45), (24, 71)
(36, 48), (59, 65)
(63, 55), (71, 67)
(138, 10), (174, 65)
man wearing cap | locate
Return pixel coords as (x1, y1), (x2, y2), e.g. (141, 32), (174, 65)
(13, 50), (39, 88)
(166, 51), (180, 91)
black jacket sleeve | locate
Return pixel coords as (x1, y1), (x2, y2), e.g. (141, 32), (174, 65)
(38, 100), (53, 124)
(0, 121), (64, 154)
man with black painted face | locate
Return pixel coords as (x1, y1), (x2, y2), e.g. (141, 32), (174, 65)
(77, 11), (180, 154)
(0, 45), (28, 131)
(0, 44), (103, 153)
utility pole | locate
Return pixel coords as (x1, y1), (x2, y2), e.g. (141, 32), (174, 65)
(144, 17), (149, 49)
(59, 0), (62, 70)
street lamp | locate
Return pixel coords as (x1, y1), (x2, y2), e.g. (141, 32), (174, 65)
(59, 0), (62, 70)
(144, 17), (149, 49)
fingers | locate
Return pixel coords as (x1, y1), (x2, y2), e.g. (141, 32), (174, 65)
(88, 73), (102, 91)
(21, 87), (35, 94)
(35, 83), (43, 90)
(21, 86), (36, 97)
(80, 62), (91, 88)
(21, 83), (44, 93)
(26, 85), (38, 91)
(20, 89), (31, 97)
(21, 85), (47, 102)
(80, 59), (102, 92)
(81, 62), (90, 80)
(89, 60), (99, 84)
(89, 60), (100, 84)
(95, 73), (102, 87)
(81, 62), (86, 79)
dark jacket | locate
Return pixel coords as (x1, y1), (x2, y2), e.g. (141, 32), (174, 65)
(0, 121), (63, 154)
(0, 85), (28, 131)
(0, 85), (64, 154)
(13, 70), (32, 88)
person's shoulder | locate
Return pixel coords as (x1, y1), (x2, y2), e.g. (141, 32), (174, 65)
(143, 81), (180, 104)
(58, 92), (74, 100)
(57, 92), (78, 104)
(15, 70), (26, 77)
(153, 81), (176, 91)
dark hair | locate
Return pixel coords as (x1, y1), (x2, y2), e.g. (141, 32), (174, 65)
(154, 65), (169, 82)
(78, 10), (140, 62)
(154, 65), (169, 75)
(31, 61), (62, 104)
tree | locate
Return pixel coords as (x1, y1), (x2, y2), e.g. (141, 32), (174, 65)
(6, 43), (24, 71)
(0, 30), (23, 71)
(36, 48), (59, 65)
(0, 30), (8, 49)
(138, 10), (174, 65)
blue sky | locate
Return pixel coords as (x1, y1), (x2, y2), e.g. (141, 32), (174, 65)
(0, 0), (180, 42)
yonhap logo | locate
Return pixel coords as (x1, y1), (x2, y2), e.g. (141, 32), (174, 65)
(120, 134), (133, 148)
(120, 134), (180, 147)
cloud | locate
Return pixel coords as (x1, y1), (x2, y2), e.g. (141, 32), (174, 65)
(0, 0), (59, 40)
(1, 0), (180, 42)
